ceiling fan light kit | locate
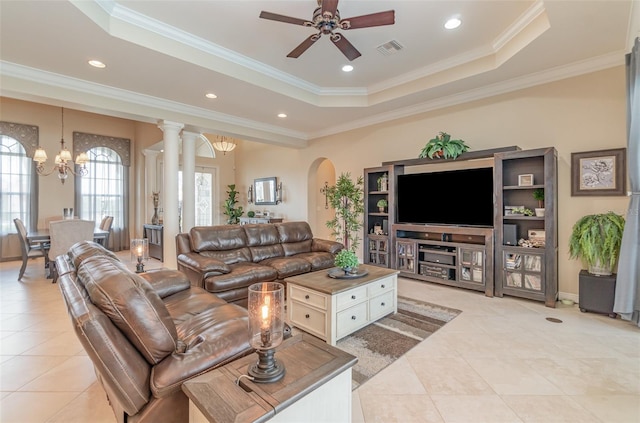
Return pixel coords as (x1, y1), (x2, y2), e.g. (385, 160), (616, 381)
(260, 0), (395, 61)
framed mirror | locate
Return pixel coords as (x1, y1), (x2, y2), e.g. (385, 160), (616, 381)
(254, 177), (278, 205)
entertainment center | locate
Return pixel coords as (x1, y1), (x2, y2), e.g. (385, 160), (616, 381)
(364, 146), (558, 307)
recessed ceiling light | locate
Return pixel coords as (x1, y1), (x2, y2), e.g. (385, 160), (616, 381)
(277, 113), (287, 118)
(444, 17), (461, 30)
(342, 65), (354, 72)
(205, 93), (217, 99)
(88, 60), (106, 68)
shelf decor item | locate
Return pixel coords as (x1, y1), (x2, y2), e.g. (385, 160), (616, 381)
(151, 191), (160, 224)
(569, 212), (625, 276)
(571, 148), (627, 196)
(533, 188), (545, 217)
(376, 198), (388, 212)
(377, 173), (388, 191)
(130, 238), (149, 273)
(418, 131), (469, 159)
(518, 174), (534, 186)
(247, 282), (286, 383)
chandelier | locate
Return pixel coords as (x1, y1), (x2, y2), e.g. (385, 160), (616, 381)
(211, 135), (236, 155)
(33, 108), (89, 184)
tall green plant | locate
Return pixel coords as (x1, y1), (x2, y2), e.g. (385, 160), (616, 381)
(569, 212), (625, 272)
(223, 184), (244, 224)
(325, 173), (364, 251)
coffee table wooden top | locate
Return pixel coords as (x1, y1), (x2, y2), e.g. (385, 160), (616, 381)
(285, 264), (399, 295)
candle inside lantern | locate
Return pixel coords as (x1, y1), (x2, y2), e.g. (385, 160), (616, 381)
(260, 294), (272, 347)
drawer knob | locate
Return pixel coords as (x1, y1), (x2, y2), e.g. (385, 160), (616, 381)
(381, 284), (385, 288)
(305, 314), (310, 319)
(305, 294), (310, 300)
(381, 302), (385, 306)
(351, 295), (356, 300)
(351, 315), (356, 320)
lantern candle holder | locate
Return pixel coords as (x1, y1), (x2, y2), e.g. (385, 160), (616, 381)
(247, 282), (286, 383)
(130, 239), (149, 273)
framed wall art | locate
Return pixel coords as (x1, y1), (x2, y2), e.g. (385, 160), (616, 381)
(571, 148), (626, 196)
(518, 174), (534, 186)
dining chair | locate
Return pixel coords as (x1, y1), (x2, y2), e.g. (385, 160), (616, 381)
(48, 219), (95, 283)
(96, 215), (114, 249)
(14, 218), (48, 281)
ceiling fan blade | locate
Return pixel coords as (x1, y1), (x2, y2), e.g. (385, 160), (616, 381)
(259, 11), (309, 26)
(341, 10), (395, 29)
(287, 34), (320, 58)
(331, 33), (361, 61)
(321, 0), (339, 18)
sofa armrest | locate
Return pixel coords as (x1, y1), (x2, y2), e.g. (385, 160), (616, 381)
(312, 238), (344, 255)
(177, 252), (231, 275)
(138, 269), (191, 299)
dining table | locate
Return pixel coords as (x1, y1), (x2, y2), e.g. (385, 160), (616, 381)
(26, 228), (110, 278)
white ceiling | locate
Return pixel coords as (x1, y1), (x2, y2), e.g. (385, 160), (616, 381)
(1, 0), (638, 148)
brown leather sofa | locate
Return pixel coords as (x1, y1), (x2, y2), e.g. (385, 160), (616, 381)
(176, 221), (344, 307)
(57, 241), (253, 423)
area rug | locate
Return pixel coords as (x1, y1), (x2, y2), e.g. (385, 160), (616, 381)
(336, 296), (461, 390)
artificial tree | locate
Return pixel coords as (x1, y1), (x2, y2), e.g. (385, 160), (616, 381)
(325, 172), (364, 251)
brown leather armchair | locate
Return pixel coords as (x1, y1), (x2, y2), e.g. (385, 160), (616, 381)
(57, 241), (253, 423)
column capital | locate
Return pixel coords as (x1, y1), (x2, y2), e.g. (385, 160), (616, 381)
(182, 131), (200, 142)
(157, 120), (184, 133)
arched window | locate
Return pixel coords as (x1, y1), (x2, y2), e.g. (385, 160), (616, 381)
(74, 132), (130, 251)
(0, 135), (34, 234)
(0, 122), (38, 239)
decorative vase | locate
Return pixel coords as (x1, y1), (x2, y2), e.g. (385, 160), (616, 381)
(378, 207), (385, 212)
(535, 208), (545, 217)
(151, 207), (159, 225)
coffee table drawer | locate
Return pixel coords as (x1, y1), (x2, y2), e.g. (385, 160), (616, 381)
(290, 301), (327, 338)
(336, 302), (368, 339)
(290, 285), (328, 310)
(368, 277), (396, 297)
(336, 286), (367, 311)
(369, 290), (395, 321)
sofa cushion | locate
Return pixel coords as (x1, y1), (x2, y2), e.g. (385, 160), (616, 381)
(203, 262), (277, 294)
(190, 225), (247, 253)
(259, 256), (311, 278)
(277, 221), (314, 256)
(79, 255), (179, 365)
(68, 240), (119, 269)
(292, 251), (337, 270)
(200, 248), (252, 265)
(245, 224), (285, 262)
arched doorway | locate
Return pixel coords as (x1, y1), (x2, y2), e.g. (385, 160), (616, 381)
(307, 158), (336, 240)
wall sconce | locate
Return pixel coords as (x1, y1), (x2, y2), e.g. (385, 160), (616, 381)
(275, 181), (283, 204)
(320, 181), (329, 209)
(248, 184), (253, 204)
(247, 282), (286, 383)
(130, 239), (149, 273)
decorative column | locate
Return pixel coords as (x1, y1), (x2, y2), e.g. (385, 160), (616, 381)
(181, 131), (198, 232)
(142, 149), (161, 229)
(158, 120), (183, 269)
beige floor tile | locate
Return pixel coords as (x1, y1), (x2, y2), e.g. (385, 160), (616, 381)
(352, 390), (365, 423)
(18, 356), (97, 392)
(407, 356), (495, 395)
(22, 331), (84, 356)
(502, 395), (601, 422)
(572, 394), (640, 423)
(0, 355), (69, 391)
(47, 382), (116, 423)
(465, 357), (564, 395)
(360, 393), (444, 423)
(357, 357), (426, 396)
(430, 394), (523, 423)
(0, 330), (62, 355)
(0, 391), (78, 423)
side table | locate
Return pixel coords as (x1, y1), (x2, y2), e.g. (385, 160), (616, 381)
(578, 270), (617, 318)
(182, 333), (357, 423)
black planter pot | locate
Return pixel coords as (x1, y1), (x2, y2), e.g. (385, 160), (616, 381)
(578, 270), (617, 318)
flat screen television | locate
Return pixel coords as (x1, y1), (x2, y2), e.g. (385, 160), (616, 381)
(396, 167), (494, 227)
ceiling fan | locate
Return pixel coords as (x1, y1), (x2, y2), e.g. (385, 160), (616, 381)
(259, 0), (395, 61)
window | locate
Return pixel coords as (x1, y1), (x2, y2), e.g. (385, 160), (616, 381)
(0, 130), (37, 235)
(78, 146), (124, 227)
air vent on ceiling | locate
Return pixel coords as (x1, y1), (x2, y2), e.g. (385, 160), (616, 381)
(376, 40), (404, 56)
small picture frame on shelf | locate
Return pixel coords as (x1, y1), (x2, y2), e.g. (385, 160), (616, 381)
(527, 229), (546, 246)
(518, 174), (534, 186)
(504, 205), (524, 216)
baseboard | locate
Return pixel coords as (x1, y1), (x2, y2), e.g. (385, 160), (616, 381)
(558, 291), (579, 304)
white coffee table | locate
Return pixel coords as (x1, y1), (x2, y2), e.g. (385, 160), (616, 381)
(286, 264), (399, 345)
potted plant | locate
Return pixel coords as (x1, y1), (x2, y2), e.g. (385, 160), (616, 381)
(223, 184), (244, 224)
(325, 172), (365, 251)
(418, 131), (470, 159)
(334, 249), (359, 274)
(376, 198), (388, 212)
(533, 188), (545, 217)
(247, 210), (255, 218)
(569, 212), (625, 276)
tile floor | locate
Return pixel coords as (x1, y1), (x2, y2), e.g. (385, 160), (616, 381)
(1, 253), (639, 422)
